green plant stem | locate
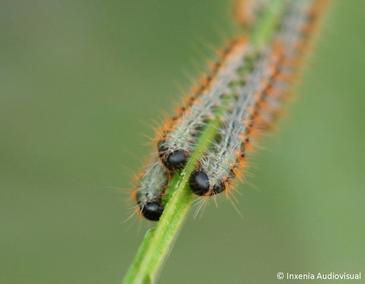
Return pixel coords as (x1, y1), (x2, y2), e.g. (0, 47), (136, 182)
(122, 119), (218, 284)
(122, 1), (285, 283)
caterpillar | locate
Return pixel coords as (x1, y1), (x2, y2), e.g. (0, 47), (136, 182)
(132, 158), (169, 221)
(189, 46), (282, 196)
(189, 0), (328, 196)
(157, 38), (250, 171)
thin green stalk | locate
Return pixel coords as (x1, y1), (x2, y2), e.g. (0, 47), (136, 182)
(122, 119), (218, 284)
(122, 1), (285, 283)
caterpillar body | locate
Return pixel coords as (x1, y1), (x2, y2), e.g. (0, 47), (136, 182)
(132, 159), (169, 221)
(253, 0), (328, 130)
(157, 38), (250, 171)
(189, 46), (282, 196)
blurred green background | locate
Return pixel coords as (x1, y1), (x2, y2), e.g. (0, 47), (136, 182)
(1, 0), (364, 283)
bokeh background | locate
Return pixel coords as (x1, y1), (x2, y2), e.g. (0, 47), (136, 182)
(1, 0), (364, 283)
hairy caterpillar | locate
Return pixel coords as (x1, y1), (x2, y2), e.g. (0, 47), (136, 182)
(189, 46), (282, 196)
(132, 158), (169, 221)
(157, 38), (250, 171)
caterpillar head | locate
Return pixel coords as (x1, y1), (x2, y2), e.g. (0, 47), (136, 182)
(158, 141), (188, 171)
(189, 170), (226, 196)
(139, 201), (164, 221)
(164, 150), (188, 171)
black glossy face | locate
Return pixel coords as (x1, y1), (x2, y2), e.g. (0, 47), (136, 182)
(140, 202), (164, 221)
(189, 170), (210, 196)
(163, 150), (187, 171)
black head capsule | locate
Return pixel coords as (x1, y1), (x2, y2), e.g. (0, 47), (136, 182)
(163, 150), (188, 171)
(189, 170), (210, 196)
(140, 201), (164, 221)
